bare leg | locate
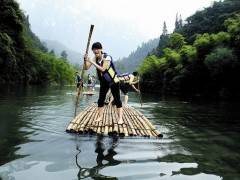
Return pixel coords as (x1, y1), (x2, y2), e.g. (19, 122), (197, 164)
(96, 107), (104, 122)
(109, 95), (114, 105)
(124, 95), (128, 105)
(117, 107), (123, 124)
(76, 87), (80, 96)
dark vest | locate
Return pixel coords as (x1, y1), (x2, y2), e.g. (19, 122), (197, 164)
(96, 53), (119, 86)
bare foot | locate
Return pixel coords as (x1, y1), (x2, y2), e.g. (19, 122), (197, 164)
(118, 118), (124, 125)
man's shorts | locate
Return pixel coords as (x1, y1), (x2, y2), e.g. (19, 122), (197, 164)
(120, 83), (129, 95)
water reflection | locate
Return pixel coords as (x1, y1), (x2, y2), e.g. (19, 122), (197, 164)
(75, 135), (120, 179)
(0, 86), (240, 180)
(150, 100), (240, 180)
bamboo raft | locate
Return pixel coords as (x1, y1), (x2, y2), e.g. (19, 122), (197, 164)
(66, 103), (163, 138)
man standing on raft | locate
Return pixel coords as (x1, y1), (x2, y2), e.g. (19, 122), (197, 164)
(84, 42), (123, 124)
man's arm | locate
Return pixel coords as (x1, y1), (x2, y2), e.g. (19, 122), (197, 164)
(131, 79), (139, 85)
(131, 84), (140, 93)
(87, 58), (110, 72)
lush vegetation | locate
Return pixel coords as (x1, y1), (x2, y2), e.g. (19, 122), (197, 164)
(0, 0), (75, 85)
(139, 0), (240, 99)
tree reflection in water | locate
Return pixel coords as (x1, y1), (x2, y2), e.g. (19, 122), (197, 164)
(75, 135), (120, 179)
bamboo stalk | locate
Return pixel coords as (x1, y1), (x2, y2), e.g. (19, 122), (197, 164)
(123, 108), (139, 135)
(66, 111), (84, 131)
(122, 122), (128, 137)
(85, 106), (98, 133)
(108, 105), (113, 136)
(124, 108), (145, 136)
(75, 25), (94, 117)
(96, 105), (107, 134)
(88, 113), (98, 135)
(67, 105), (93, 132)
(83, 105), (98, 133)
(123, 107), (137, 136)
(77, 105), (96, 133)
(118, 124), (124, 137)
(92, 106), (101, 133)
(102, 105), (108, 134)
(126, 107), (152, 137)
(86, 106), (97, 127)
(134, 108), (162, 137)
(92, 120), (99, 133)
(104, 105), (110, 135)
(122, 114), (132, 136)
(112, 105), (119, 134)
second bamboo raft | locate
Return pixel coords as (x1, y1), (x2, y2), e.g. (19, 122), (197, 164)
(66, 103), (163, 138)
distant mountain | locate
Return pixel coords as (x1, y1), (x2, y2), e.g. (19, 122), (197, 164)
(43, 40), (82, 65)
(116, 38), (159, 73)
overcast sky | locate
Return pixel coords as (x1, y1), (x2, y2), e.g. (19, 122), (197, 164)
(17, 0), (218, 59)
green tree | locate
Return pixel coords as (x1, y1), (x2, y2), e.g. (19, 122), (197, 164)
(205, 47), (237, 77)
(163, 48), (181, 67)
(224, 14), (240, 51)
(169, 33), (185, 50)
(162, 21), (168, 36)
(179, 45), (197, 65)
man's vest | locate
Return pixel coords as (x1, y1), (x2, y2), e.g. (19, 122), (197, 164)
(96, 53), (120, 86)
(118, 73), (131, 83)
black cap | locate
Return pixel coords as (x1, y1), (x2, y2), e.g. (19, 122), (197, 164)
(92, 42), (102, 50)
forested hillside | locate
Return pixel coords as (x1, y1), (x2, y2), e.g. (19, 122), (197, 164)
(0, 0), (75, 85)
(43, 40), (83, 65)
(139, 0), (240, 99)
(116, 38), (159, 73)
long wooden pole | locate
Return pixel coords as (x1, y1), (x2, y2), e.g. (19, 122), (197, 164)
(137, 75), (143, 107)
(75, 25), (94, 117)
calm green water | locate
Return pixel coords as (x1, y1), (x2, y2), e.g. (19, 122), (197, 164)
(0, 86), (240, 180)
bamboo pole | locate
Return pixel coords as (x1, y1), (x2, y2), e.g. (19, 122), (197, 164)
(85, 106), (98, 133)
(122, 114), (131, 136)
(85, 105), (98, 133)
(126, 107), (152, 137)
(123, 107), (137, 136)
(96, 105), (107, 134)
(123, 108), (141, 136)
(108, 104), (113, 136)
(112, 105), (119, 135)
(137, 76), (143, 107)
(66, 111), (84, 131)
(77, 105), (96, 133)
(119, 124), (125, 137)
(67, 105), (93, 132)
(75, 25), (94, 117)
(104, 105), (110, 135)
(134, 108), (162, 137)
(102, 105), (108, 134)
(124, 108), (145, 136)
(122, 121), (128, 136)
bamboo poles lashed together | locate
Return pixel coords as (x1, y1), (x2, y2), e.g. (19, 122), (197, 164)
(74, 25), (94, 117)
(67, 103), (163, 137)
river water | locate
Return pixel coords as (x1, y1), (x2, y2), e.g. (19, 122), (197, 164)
(0, 86), (239, 180)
